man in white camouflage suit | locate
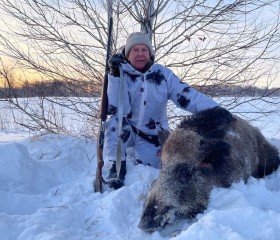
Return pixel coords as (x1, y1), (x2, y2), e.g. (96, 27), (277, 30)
(104, 32), (219, 189)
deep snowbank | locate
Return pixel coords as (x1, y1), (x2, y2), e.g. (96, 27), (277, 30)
(0, 132), (280, 240)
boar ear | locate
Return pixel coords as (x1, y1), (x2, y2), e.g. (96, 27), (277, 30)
(200, 139), (231, 171)
(199, 162), (214, 176)
(158, 130), (170, 146)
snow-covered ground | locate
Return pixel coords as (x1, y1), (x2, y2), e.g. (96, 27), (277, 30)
(1, 98), (280, 240)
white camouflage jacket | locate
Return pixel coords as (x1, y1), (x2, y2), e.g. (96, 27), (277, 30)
(106, 62), (219, 137)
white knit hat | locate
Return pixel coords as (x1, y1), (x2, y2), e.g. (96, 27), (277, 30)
(125, 32), (154, 57)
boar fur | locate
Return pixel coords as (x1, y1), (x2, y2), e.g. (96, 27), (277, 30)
(138, 107), (280, 233)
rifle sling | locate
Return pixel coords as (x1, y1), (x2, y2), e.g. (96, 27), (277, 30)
(116, 66), (125, 179)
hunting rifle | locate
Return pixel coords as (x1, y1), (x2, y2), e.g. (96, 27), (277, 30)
(94, 14), (113, 193)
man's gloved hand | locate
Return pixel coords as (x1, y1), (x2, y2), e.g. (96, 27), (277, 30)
(108, 53), (127, 77)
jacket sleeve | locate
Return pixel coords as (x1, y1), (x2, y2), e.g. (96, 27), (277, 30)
(165, 69), (219, 113)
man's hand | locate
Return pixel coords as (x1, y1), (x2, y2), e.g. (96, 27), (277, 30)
(108, 53), (127, 77)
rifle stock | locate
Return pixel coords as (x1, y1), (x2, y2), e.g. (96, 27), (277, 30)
(94, 14), (113, 193)
(94, 122), (105, 192)
(94, 116), (106, 191)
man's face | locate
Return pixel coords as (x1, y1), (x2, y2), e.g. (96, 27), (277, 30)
(127, 44), (150, 71)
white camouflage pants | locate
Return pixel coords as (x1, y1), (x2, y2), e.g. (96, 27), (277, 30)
(103, 116), (161, 169)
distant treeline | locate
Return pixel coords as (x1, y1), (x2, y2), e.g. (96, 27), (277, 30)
(0, 79), (279, 98)
(0, 80), (100, 98)
(194, 84), (280, 97)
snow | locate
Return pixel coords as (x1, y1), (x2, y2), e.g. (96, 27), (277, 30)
(1, 101), (280, 239)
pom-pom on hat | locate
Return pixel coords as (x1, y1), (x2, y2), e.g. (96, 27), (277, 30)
(125, 32), (154, 57)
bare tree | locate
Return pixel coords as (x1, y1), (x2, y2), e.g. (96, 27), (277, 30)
(122, 1), (280, 89)
(0, 0), (280, 136)
(0, 0), (111, 136)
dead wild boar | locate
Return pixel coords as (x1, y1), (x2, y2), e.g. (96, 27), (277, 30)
(138, 107), (280, 233)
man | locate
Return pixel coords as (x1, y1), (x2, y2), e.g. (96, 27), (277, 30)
(104, 32), (219, 189)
